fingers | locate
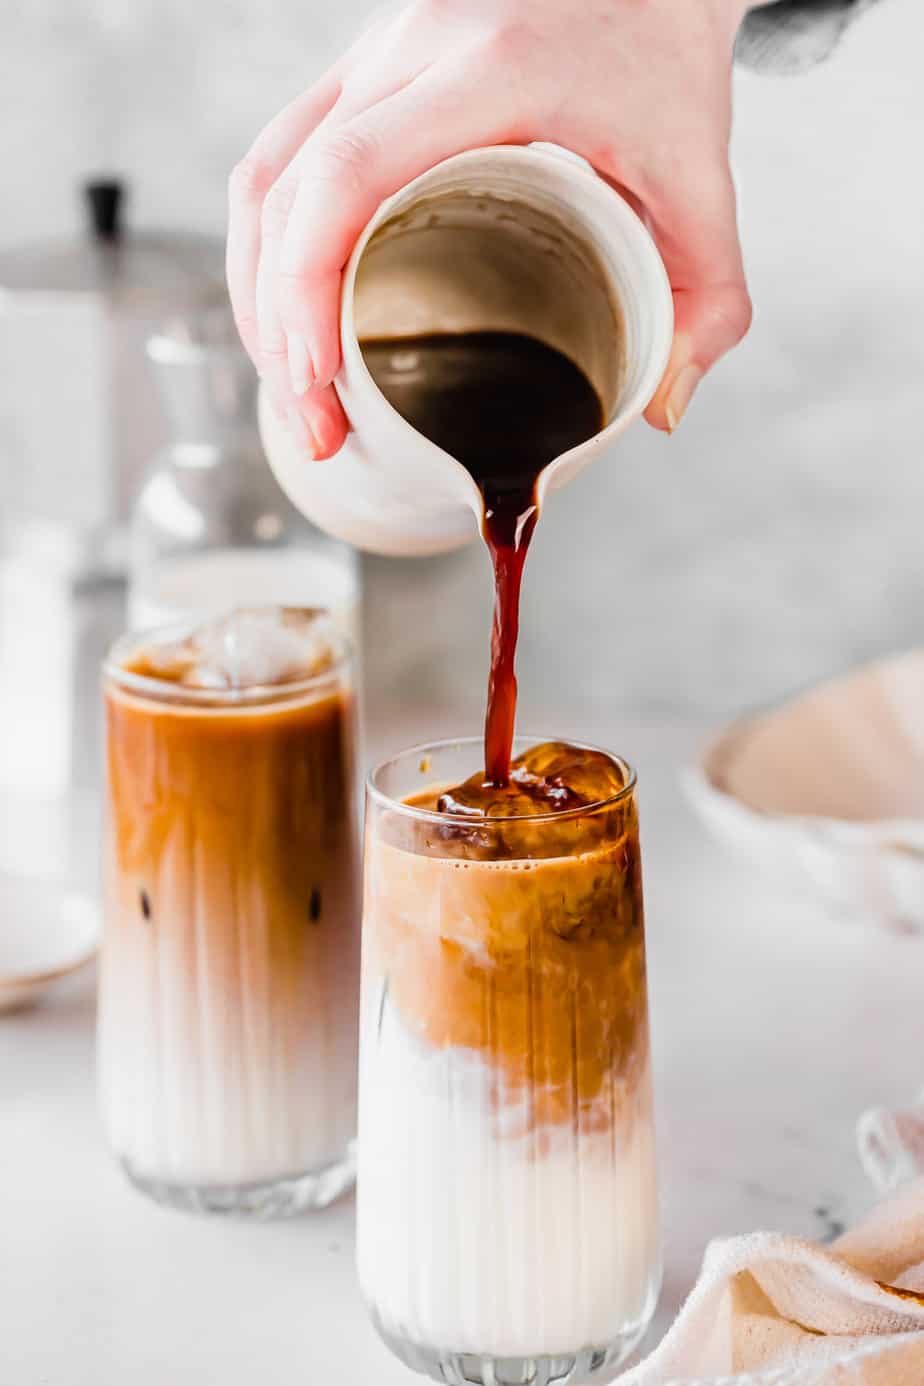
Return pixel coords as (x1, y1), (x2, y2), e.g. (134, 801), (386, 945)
(275, 63), (513, 424)
(249, 90), (419, 418)
(254, 171), (300, 408)
(594, 144), (751, 431)
(640, 159), (752, 431)
(225, 3), (402, 370)
(281, 381), (350, 459)
(645, 280), (753, 431)
(227, 72), (342, 367)
(230, 82), (351, 462)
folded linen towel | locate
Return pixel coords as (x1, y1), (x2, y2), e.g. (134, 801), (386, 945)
(619, 1109), (924, 1383)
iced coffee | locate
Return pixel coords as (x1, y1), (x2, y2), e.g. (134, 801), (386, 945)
(357, 737), (660, 1382)
(98, 608), (360, 1215)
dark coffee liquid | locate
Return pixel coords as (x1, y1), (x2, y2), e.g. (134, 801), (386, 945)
(361, 331), (603, 788)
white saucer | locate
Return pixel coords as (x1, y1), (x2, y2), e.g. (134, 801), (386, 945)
(0, 874), (99, 1012)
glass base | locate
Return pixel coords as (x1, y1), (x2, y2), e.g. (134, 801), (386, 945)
(370, 1309), (651, 1386)
(119, 1142), (355, 1219)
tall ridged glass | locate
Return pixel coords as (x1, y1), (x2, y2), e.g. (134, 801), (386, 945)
(98, 626), (360, 1216)
(357, 737), (660, 1386)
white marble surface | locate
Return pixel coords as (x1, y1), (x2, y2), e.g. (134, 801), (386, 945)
(1, 710), (921, 1385)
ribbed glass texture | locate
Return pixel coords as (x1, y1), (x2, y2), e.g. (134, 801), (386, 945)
(357, 737), (660, 1382)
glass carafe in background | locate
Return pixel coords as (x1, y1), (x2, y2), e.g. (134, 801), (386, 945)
(128, 310), (360, 652)
(99, 616), (361, 1215)
(358, 737), (661, 1385)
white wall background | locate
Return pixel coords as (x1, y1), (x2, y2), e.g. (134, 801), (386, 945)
(3, 0), (923, 733)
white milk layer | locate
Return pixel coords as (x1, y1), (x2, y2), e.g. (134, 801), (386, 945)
(357, 1005), (660, 1359)
(99, 987), (357, 1188)
(98, 867), (358, 1188)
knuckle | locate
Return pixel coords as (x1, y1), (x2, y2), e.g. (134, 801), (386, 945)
(589, 137), (629, 181)
(258, 336), (289, 364)
(588, 138), (652, 200)
(713, 283), (753, 345)
(412, 0), (465, 26)
(229, 154), (273, 206)
(307, 127), (381, 192)
(260, 177), (299, 237)
(485, 18), (538, 65)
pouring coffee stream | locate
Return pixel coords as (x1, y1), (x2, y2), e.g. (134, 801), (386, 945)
(360, 331), (604, 791)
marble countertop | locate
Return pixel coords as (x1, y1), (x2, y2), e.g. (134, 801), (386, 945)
(1, 713), (920, 1385)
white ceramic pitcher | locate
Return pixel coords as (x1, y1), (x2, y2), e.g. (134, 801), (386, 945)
(259, 145), (673, 558)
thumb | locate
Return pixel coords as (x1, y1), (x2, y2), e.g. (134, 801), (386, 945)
(638, 160), (752, 431)
(647, 282), (753, 432)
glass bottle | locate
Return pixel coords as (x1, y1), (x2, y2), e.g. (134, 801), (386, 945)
(128, 309), (360, 650)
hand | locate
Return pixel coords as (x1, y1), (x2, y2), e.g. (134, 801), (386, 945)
(227, 0), (753, 459)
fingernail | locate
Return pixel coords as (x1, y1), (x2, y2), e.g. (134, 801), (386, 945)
(286, 406), (318, 458)
(286, 332), (314, 397)
(312, 412), (344, 459)
(664, 364), (703, 433)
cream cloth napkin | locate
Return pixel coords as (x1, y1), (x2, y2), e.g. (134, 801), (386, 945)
(620, 1103), (924, 1384)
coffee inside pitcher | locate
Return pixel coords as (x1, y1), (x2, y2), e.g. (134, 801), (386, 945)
(361, 332), (602, 786)
(356, 185), (625, 792)
(354, 186), (625, 416)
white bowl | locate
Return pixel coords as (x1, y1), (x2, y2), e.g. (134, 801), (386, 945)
(0, 875), (98, 1012)
(686, 650), (924, 931)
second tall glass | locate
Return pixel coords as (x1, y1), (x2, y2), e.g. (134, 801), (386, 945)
(357, 737), (660, 1385)
(98, 612), (361, 1216)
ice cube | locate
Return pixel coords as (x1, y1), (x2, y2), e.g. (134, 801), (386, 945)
(437, 781), (547, 819)
(137, 634), (200, 682)
(183, 607), (336, 689)
(436, 742), (625, 822)
(428, 741), (629, 862)
(130, 607), (338, 690)
(512, 742), (625, 805)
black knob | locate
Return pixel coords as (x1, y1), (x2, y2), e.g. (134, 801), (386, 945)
(84, 179), (125, 243)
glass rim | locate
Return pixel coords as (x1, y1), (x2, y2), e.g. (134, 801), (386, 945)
(103, 612), (352, 709)
(366, 734), (637, 826)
